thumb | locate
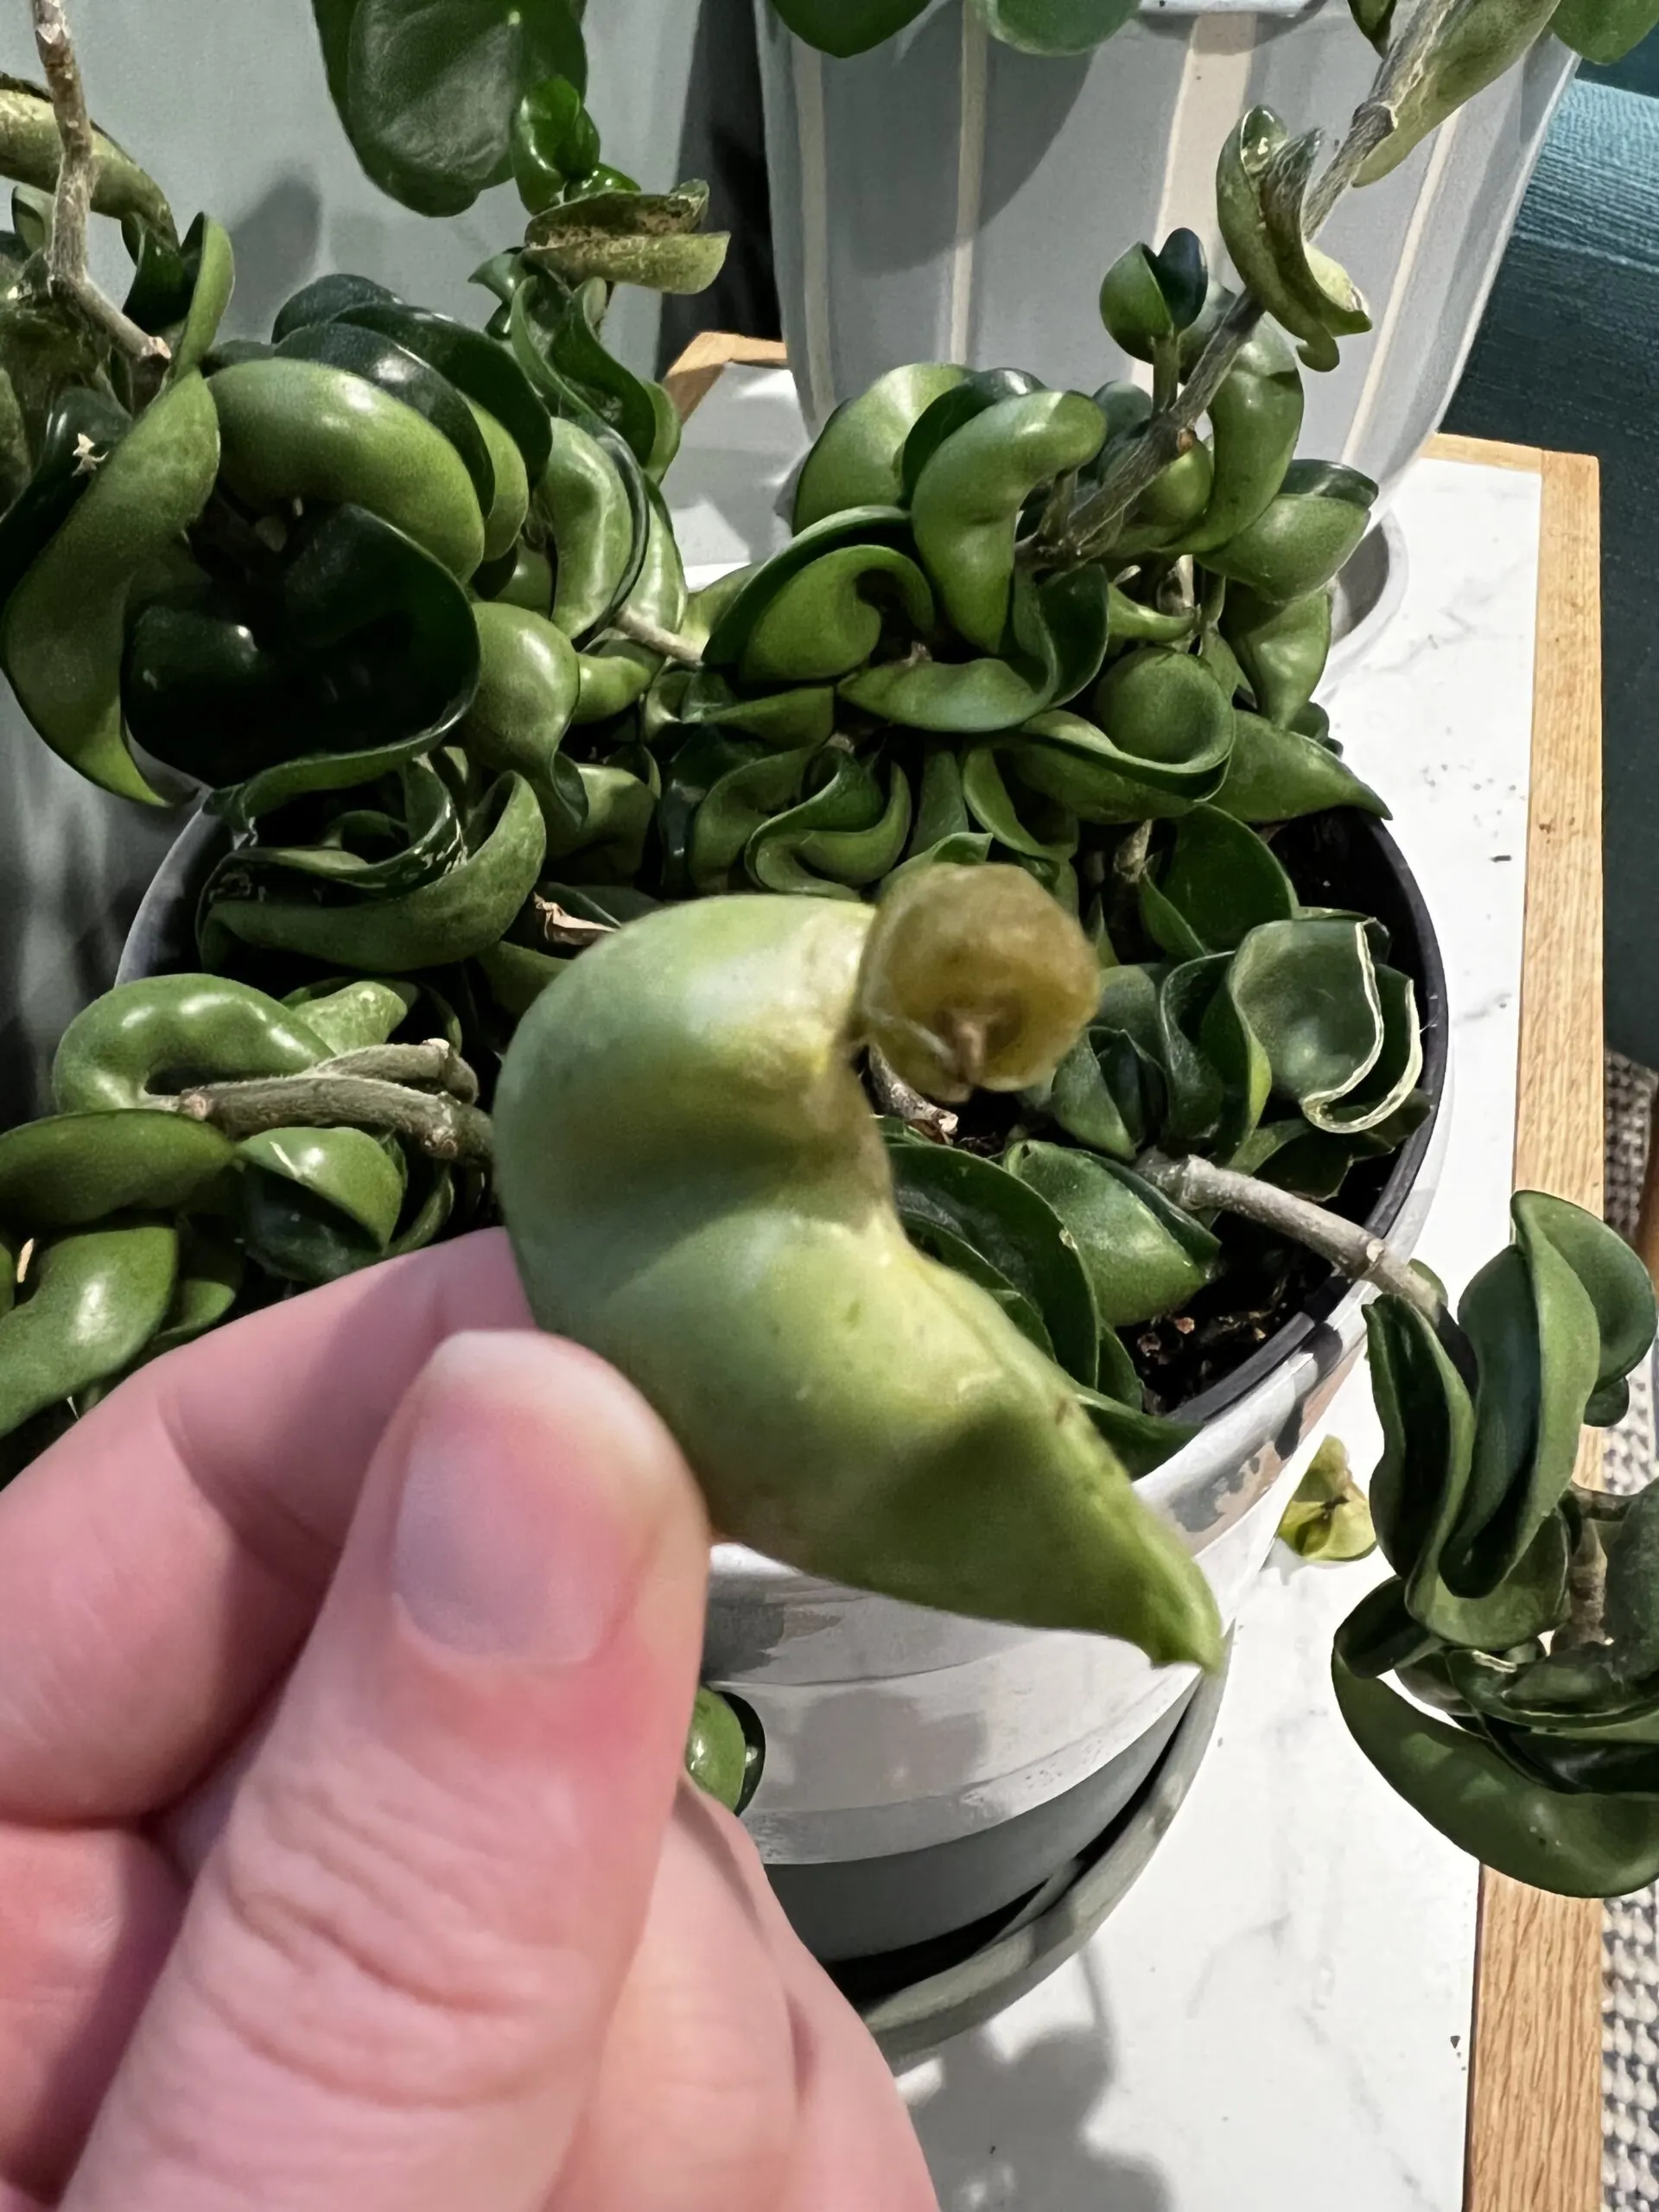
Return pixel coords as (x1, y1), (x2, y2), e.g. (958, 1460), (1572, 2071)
(66, 1332), (709, 2212)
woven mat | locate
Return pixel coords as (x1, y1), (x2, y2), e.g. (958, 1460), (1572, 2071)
(1602, 1050), (1659, 2209)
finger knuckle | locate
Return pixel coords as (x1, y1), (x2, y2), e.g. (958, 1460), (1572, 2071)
(187, 1741), (585, 2111)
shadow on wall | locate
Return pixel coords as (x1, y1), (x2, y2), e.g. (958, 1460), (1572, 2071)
(906, 1970), (1171, 2212)
(0, 699), (183, 1125)
(659, 0), (781, 372)
(226, 175), (324, 339)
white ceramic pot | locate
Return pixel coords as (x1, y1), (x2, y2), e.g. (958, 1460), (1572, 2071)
(755, 0), (1575, 501)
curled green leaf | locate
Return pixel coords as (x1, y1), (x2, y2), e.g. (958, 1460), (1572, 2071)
(1277, 1435), (1377, 1561)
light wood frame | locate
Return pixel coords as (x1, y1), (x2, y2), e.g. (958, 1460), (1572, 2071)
(1425, 433), (1606, 2212)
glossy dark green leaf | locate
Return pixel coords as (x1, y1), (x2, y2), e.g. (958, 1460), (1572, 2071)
(545, 758), (657, 882)
(907, 744), (973, 849)
(0, 384), (129, 617)
(276, 317), (494, 513)
(1173, 304), (1304, 556)
(2, 369), (219, 805)
(536, 415), (645, 641)
(1011, 706), (1218, 826)
(1332, 1577), (1438, 1680)
(678, 670), (838, 751)
(334, 0), (588, 217)
(899, 368), (1046, 504)
(658, 725), (756, 896)
(1028, 1023), (1163, 1163)
(1364, 1292), (1573, 1649)
(474, 938), (569, 1018)
(0, 1220), (178, 1439)
(705, 506), (910, 670)
(767, 0), (931, 57)
(283, 976), (416, 1053)
(1229, 1101), (1426, 1200)
(333, 301), (551, 482)
(840, 571), (1086, 737)
(738, 543), (934, 686)
(1097, 241), (1192, 355)
(1448, 1195), (1656, 1589)
(0, 1111), (235, 1231)
(238, 1125), (407, 1285)
(145, 1221), (244, 1359)
(128, 504), (480, 802)
(1206, 460), (1376, 601)
(508, 272), (659, 464)
(747, 750), (911, 896)
(689, 743), (812, 893)
(1220, 583), (1331, 728)
(271, 270), (399, 342)
(1103, 583), (1198, 652)
(1552, 0), (1659, 61)
(1139, 804), (1298, 957)
(1333, 1654), (1659, 1897)
(202, 769), (546, 973)
(511, 73), (600, 213)
(1093, 645), (1236, 790)
(901, 1212), (1058, 1366)
(1214, 709), (1388, 823)
(1075, 1383), (1196, 1478)
(564, 162), (640, 200)
(167, 214), (235, 380)
(1346, 0), (1395, 51)
(126, 212), (233, 380)
(794, 363), (972, 529)
(884, 1128), (1101, 1388)
(1003, 1141), (1219, 1330)
(910, 389), (1104, 651)
(462, 600), (579, 788)
(1156, 953), (1271, 1154)
(960, 746), (1079, 886)
(211, 760), (464, 910)
(1228, 916), (1421, 1134)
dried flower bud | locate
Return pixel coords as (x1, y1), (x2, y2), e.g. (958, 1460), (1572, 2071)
(855, 864), (1099, 1103)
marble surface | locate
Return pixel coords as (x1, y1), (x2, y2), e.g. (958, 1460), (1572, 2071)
(666, 372), (1547, 2210)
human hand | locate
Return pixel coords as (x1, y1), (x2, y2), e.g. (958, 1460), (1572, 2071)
(0, 1230), (937, 2211)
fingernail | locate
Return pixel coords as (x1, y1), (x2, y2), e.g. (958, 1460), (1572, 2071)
(390, 1332), (684, 1665)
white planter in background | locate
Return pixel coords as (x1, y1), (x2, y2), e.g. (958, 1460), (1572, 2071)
(756, 0), (1575, 499)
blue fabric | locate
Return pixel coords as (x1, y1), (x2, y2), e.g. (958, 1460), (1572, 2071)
(1581, 38), (1659, 99)
(1445, 79), (1659, 1065)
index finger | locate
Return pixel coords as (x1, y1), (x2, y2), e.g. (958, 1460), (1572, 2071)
(0, 1230), (533, 1825)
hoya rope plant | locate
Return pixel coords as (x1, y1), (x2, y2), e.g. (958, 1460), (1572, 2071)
(0, 0), (1656, 1878)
